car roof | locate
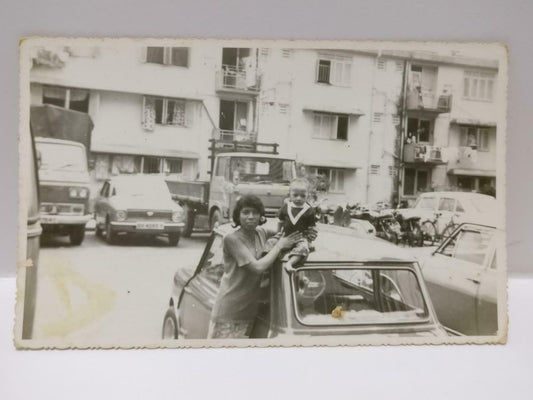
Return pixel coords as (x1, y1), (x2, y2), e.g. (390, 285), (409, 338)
(215, 221), (415, 263)
(418, 191), (494, 201)
(34, 137), (86, 148)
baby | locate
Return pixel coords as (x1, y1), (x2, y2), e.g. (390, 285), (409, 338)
(267, 178), (317, 271)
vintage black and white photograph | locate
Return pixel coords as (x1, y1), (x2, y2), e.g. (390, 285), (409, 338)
(16, 38), (507, 348)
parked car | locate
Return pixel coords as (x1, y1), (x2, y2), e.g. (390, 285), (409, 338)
(397, 191), (497, 240)
(421, 222), (502, 336)
(94, 175), (185, 245)
(162, 222), (446, 341)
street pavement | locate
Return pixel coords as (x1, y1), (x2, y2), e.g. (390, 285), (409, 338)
(33, 230), (437, 346)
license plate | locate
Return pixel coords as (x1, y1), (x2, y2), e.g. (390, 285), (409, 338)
(136, 222), (164, 230)
(41, 216), (56, 224)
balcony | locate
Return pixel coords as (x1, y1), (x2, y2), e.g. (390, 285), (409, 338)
(406, 91), (452, 114)
(215, 65), (260, 95)
(403, 143), (446, 164)
(216, 129), (257, 143)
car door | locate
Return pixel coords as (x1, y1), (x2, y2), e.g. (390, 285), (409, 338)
(179, 233), (224, 338)
(423, 225), (495, 335)
(476, 240), (499, 335)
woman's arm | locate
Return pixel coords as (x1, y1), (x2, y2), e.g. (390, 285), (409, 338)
(245, 231), (302, 274)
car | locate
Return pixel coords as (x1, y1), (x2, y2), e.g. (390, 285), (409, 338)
(162, 222), (447, 342)
(94, 175), (185, 245)
(397, 191), (497, 239)
(420, 222), (502, 336)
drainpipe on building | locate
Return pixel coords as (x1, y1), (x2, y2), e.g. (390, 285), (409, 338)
(395, 59), (409, 206)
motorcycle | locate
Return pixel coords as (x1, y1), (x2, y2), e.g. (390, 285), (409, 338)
(393, 211), (423, 247)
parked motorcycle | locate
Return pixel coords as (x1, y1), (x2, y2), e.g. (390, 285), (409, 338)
(393, 211), (423, 247)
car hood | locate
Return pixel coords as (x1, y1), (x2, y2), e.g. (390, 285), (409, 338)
(109, 195), (181, 211)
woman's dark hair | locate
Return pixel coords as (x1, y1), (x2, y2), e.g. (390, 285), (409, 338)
(232, 195), (267, 227)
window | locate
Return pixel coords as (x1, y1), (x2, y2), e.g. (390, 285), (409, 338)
(146, 46), (189, 67)
(281, 49), (292, 58)
(42, 86), (90, 113)
(403, 169), (430, 196)
(438, 198), (456, 212)
(143, 96), (187, 129)
(311, 167), (345, 193)
(460, 127), (490, 151)
(143, 156), (161, 174)
(373, 113), (383, 123)
(370, 165), (380, 175)
(439, 227), (494, 266)
(377, 59), (387, 70)
(215, 156), (229, 177)
(164, 158), (183, 174)
(407, 118), (431, 143)
(313, 113), (349, 140)
(463, 71), (495, 101)
(316, 54), (352, 86)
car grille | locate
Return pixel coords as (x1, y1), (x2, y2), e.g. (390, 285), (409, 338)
(41, 202), (85, 216)
(127, 210), (173, 222)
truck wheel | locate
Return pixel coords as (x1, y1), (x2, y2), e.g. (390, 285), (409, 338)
(210, 209), (222, 231)
(105, 220), (116, 245)
(181, 204), (194, 238)
(168, 233), (180, 246)
(69, 226), (85, 246)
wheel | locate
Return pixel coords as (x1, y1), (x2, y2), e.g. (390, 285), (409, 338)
(168, 233), (180, 246)
(441, 223), (457, 242)
(105, 219), (116, 245)
(210, 209), (222, 231)
(162, 308), (178, 339)
(181, 203), (194, 238)
(69, 225), (85, 245)
(420, 220), (436, 246)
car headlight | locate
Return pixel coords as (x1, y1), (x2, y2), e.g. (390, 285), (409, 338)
(68, 187), (89, 198)
(172, 209), (184, 222)
(115, 210), (127, 221)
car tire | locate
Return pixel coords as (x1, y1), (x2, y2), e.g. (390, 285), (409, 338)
(162, 308), (178, 339)
(69, 226), (85, 246)
(210, 209), (222, 231)
(168, 233), (180, 246)
(181, 203), (194, 238)
(105, 219), (116, 245)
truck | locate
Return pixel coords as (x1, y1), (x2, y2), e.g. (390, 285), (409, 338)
(30, 104), (94, 245)
(166, 140), (296, 236)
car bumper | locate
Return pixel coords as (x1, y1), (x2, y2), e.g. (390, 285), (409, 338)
(110, 221), (185, 234)
(40, 214), (91, 226)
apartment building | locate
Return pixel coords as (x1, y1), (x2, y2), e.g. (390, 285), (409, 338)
(28, 43), (500, 211)
(29, 43), (261, 207)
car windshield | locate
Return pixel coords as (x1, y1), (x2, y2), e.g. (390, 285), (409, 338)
(36, 142), (86, 172)
(413, 196), (436, 210)
(292, 267), (428, 326)
(114, 178), (171, 197)
(230, 157), (294, 184)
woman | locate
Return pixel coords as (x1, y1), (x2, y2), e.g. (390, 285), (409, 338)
(208, 195), (309, 339)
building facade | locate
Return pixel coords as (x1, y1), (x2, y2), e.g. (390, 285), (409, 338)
(28, 43), (500, 211)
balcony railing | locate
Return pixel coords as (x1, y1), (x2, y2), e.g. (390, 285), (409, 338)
(406, 91), (452, 113)
(216, 129), (257, 143)
(216, 64), (259, 94)
(403, 143), (445, 164)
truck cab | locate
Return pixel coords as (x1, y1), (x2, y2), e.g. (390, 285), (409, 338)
(35, 137), (91, 245)
(209, 152), (296, 226)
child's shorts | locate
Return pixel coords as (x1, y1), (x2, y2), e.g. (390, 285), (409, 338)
(264, 233), (310, 258)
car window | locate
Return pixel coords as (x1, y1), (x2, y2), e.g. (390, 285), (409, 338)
(199, 234), (224, 287)
(438, 198), (455, 212)
(456, 200), (465, 212)
(415, 196), (436, 210)
(439, 227), (494, 266)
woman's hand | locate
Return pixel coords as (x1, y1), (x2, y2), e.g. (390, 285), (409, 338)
(305, 227), (318, 241)
(277, 231), (303, 250)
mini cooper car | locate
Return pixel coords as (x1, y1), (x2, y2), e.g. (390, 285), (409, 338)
(162, 222), (446, 341)
(94, 175), (185, 245)
(421, 222), (503, 336)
